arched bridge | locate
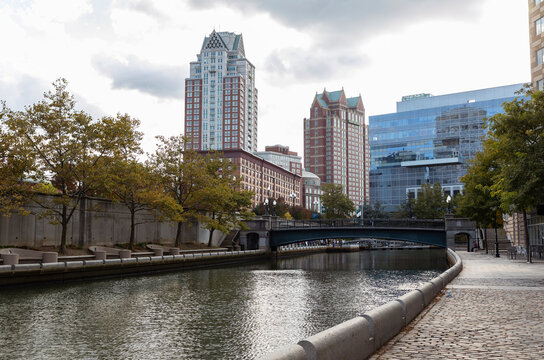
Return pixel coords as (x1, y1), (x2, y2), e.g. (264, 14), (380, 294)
(268, 218), (447, 249)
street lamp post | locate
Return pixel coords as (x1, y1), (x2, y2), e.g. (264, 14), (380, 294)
(264, 198), (269, 216)
(446, 195), (452, 214)
(272, 199), (277, 216)
(289, 192), (297, 206)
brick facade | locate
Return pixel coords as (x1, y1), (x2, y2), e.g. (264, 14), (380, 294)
(530, 0), (544, 89)
(221, 149), (302, 208)
(303, 89), (369, 206)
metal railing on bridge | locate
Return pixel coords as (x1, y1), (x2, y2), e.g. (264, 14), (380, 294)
(271, 218), (445, 230)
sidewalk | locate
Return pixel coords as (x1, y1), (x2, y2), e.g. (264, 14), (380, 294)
(370, 251), (544, 359)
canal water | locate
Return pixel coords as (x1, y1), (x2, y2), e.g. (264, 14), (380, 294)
(0, 249), (447, 359)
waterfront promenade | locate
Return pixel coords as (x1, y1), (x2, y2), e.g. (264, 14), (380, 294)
(370, 251), (544, 359)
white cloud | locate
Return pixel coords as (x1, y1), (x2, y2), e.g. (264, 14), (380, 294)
(0, 0), (532, 159)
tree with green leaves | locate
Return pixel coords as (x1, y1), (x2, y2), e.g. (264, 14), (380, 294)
(0, 107), (33, 216)
(363, 201), (390, 219)
(148, 135), (210, 247)
(97, 158), (168, 249)
(480, 86), (544, 260)
(321, 183), (355, 218)
(194, 154), (254, 247)
(394, 198), (416, 219)
(412, 183), (448, 219)
(456, 149), (503, 251)
(2, 78), (141, 253)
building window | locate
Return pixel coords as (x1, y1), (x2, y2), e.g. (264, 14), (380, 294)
(538, 48), (544, 66)
(538, 79), (544, 91)
(537, 0), (543, 5)
(537, 17), (544, 35)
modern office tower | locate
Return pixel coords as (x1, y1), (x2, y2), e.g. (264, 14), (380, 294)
(369, 84), (524, 212)
(530, 0), (544, 89)
(184, 30), (258, 152)
(303, 89), (369, 206)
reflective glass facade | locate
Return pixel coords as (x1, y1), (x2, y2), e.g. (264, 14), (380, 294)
(369, 84), (524, 212)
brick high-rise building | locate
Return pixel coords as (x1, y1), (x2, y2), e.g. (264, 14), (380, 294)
(303, 89), (369, 206)
(184, 30), (258, 152)
(530, 0), (544, 89)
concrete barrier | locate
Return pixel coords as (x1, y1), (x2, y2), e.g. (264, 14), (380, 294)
(42, 252), (58, 263)
(66, 261), (85, 269)
(361, 300), (404, 349)
(136, 257), (152, 264)
(170, 248), (180, 255)
(84, 259), (105, 267)
(0, 265), (13, 273)
(104, 259), (121, 265)
(13, 263), (41, 271)
(417, 282), (439, 306)
(395, 289), (424, 325)
(429, 276), (444, 291)
(119, 250), (131, 259)
(261, 344), (307, 360)
(94, 251), (106, 260)
(120, 257), (138, 264)
(41, 262), (66, 271)
(152, 248), (164, 256)
(1, 254), (19, 265)
(298, 317), (373, 360)
(0, 249), (267, 287)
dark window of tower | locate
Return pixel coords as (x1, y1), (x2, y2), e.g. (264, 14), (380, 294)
(538, 48), (544, 66)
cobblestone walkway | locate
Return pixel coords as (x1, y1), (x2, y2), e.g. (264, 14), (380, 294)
(370, 252), (544, 359)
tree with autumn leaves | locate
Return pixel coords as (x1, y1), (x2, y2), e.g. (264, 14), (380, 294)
(1, 79), (141, 253)
(0, 79), (254, 252)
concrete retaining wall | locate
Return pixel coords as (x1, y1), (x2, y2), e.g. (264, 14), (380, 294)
(262, 249), (463, 360)
(0, 195), (226, 248)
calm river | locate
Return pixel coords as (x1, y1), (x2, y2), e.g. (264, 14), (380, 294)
(0, 249), (447, 359)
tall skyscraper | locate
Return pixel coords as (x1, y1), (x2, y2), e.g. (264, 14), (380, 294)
(303, 89), (369, 206)
(184, 30), (258, 152)
(369, 84), (524, 212)
(530, 0), (544, 89)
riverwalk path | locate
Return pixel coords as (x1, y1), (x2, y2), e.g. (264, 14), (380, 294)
(370, 251), (544, 359)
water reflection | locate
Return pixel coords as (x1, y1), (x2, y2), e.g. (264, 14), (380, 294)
(0, 249), (446, 359)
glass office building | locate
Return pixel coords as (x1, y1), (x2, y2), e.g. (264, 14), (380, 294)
(369, 84), (525, 212)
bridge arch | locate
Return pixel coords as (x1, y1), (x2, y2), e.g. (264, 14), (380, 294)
(269, 226), (447, 248)
(453, 232), (473, 252)
(245, 232), (260, 250)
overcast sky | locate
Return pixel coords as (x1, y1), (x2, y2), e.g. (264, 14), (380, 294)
(0, 0), (530, 157)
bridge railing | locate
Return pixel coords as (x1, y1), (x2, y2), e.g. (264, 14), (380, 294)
(271, 218), (445, 230)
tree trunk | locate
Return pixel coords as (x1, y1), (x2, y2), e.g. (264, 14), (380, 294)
(175, 221), (183, 248)
(208, 228), (214, 247)
(60, 204), (68, 255)
(129, 209), (135, 250)
(523, 210), (531, 263)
